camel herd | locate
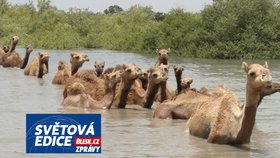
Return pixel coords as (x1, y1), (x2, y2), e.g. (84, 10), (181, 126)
(1, 36), (280, 145)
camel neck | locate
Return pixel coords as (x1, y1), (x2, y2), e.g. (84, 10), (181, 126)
(118, 79), (134, 108)
(235, 85), (260, 144)
(38, 61), (44, 78)
(20, 52), (30, 69)
(71, 65), (81, 75)
(160, 81), (167, 102)
(175, 72), (182, 93)
(144, 82), (161, 108)
(160, 58), (168, 65)
(140, 78), (148, 90)
(8, 42), (17, 55)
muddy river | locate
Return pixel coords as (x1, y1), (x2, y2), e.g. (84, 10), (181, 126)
(0, 48), (280, 157)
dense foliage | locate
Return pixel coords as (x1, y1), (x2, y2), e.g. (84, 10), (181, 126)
(1, 0), (280, 59)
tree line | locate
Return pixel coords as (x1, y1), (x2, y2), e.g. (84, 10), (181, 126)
(0, 0), (280, 59)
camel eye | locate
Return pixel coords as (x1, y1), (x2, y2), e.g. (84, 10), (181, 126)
(102, 65), (104, 68)
(249, 72), (256, 77)
(75, 56), (80, 59)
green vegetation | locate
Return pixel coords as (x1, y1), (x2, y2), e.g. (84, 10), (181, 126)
(1, 0), (280, 59)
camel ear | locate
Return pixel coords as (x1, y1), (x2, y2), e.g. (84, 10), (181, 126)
(242, 62), (249, 73)
(189, 79), (193, 84)
(156, 48), (159, 52)
(70, 52), (74, 57)
(263, 61), (269, 69)
(167, 48), (170, 53)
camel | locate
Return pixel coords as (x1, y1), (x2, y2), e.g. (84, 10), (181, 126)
(94, 61), (105, 77)
(185, 62), (280, 144)
(155, 48), (170, 66)
(2, 36), (21, 68)
(142, 66), (169, 108)
(108, 64), (141, 109)
(24, 52), (49, 78)
(174, 65), (185, 94)
(20, 44), (33, 69)
(155, 64), (175, 102)
(63, 70), (123, 108)
(153, 77), (210, 119)
(52, 52), (89, 85)
(138, 68), (149, 90)
(0, 45), (10, 65)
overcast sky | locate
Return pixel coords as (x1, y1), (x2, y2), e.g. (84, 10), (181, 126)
(8, 0), (213, 13)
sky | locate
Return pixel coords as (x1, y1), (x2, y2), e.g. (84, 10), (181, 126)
(8, 0), (213, 13)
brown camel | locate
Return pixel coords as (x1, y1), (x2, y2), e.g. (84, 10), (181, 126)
(63, 70), (123, 108)
(138, 68), (149, 90)
(20, 44), (34, 69)
(108, 64), (140, 109)
(155, 48), (170, 66)
(0, 45), (10, 65)
(2, 36), (21, 68)
(153, 77), (210, 119)
(143, 66), (168, 108)
(186, 62), (280, 144)
(24, 52), (49, 78)
(52, 52), (89, 85)
(174, 65), (185, 94)
(94, 61), (105, 77)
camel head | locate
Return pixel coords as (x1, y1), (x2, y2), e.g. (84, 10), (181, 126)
(2, 45), (10, 53)
(139, 68), (149, 81)
(242, 62), (272, 90)
(159, 64), (169, 74)
(149, 67), (168, 84)
(156, 48), (170, 62)
(66, 82), (85, 96)
(25, 44), (33, 54)
(173, 65), (184, 76)
(122, 64), (139, 80)
(11, 36), (19, 45)
(57, 61), (68, 70)
(70, 52), (90, 68)
(38, 52), (49, 64)
(104, 70), (123, 88)
(94, 61), (105, 76)
(181, 77), (193, 89)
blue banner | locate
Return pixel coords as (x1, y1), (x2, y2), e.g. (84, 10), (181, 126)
(26, 114), (101, 154)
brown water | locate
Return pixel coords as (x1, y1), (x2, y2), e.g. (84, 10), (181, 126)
(0, 49), (280, 158)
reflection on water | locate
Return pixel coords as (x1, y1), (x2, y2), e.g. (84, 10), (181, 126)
(0, 48), (280, 157)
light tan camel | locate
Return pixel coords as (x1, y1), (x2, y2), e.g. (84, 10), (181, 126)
(52, 52), (89, 85)
(63, 70), (123, 108)
(186, 62), (279, 144)
(155, 48), (170, 66)
(24, 52), (49, 78)
(155, 64), (175, 102)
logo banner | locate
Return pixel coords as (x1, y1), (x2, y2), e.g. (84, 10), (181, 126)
(26, 114), (101, 154)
